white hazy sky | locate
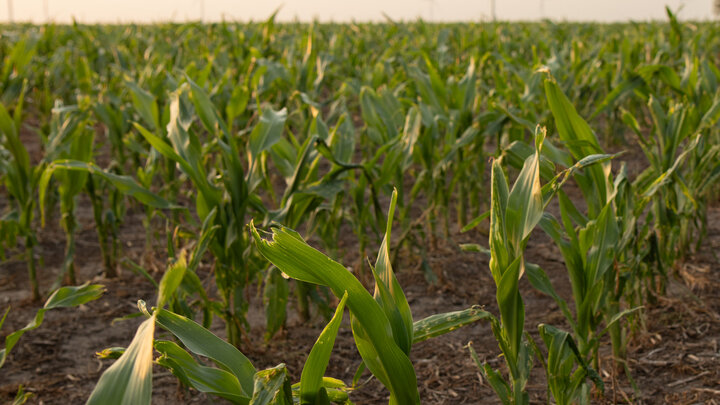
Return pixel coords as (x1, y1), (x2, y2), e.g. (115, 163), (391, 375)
(1, 0), (715, 23)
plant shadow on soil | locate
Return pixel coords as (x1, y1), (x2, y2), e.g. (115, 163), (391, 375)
(1, 145), (720, 404)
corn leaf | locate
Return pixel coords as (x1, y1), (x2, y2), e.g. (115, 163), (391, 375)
(505, 127), (545, 248)
(469, 342), (511, 405)
(39, 160), (179, 226)
(155, 340), (248, 404)
(125, 79), (159, 131)
(86, 314), (155, 405)
(412, 306), (492, 344)
(157, 252), (187, 309)
(525, 263), (575, 332)
(0, 308), (8, 332)
(188, 77), (230, 137)
(545, 78), (611, 215)
(155, 308), (256, 396)
(488, 159), (510, 281)
(249, 107), (287, 170)
(250, 364), (293, 405)
(299, 291), (348, 405)
(0, 284), (105, 369)
(12, 384), (33, 405)
(372, 189), (413, 354)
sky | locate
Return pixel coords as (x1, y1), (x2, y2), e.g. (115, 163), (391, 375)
(1, 0), (715, 23)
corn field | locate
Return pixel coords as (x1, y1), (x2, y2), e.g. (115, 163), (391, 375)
(1, 9), (720, 404)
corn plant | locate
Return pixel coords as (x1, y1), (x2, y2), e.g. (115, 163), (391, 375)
(504, 78), (637, 383)
(0, 85), (42, 301)
(133, 83), (243, 345)
(597, 68), (720, 287)
(582, 52), (720, 364)
(466, 127), (552, 405)
(260, 112), (358, 325)
(542, 78), (622, 363)
(464, 126), (608, 405)
(87, 191), (487, 404)
(605, 164), (652, 366)
(11, 385), (32, 405)
(39, 102), (94, 286)
(121, 77), (170, 260)
(252, 189), (490, 404)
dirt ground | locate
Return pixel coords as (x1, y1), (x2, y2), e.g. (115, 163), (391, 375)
(1, 150), (720, 404)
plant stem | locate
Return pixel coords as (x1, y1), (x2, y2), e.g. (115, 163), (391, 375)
(295, 281), (310, 322)
(26, 238), (40, 302)
(64, 231), (77, 285)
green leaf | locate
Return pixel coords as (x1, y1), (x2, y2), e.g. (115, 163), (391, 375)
(488, 159), (510, 281)
(155, 340), (248, 404)
(459, 243), (490, 255)
(544, 78), (611, 215)
(188, 77), (229, 137)
(496, 256), (524, 363)
(188, 208), (219, 272)
(372, 189), (413, 354)
(39, 160), (179, 227)
(95, 347), (126, 360)
(600, 307), (643, 337)
(250, 364), (293, 405)
(591, 74), (646, 119)
(157, 253), (187, 309)
(155, 308), (256, 396)
(539, 323), (604, 399)
(461, 211), (489, 233)
(292, 378), (349, 404)
(125, 79), (159, 131)
(0, 307), (9, 332)
(249, 107), (287, 168)
(505, 127), (545, 247)
(121, 259), (158, 288)
(12, 384), (33, 405)
(641, 135), (700, 199)
(86, 315), (155, 405)
(300, 291), (348, 405)
(134, 96), (220, 219)
(1, 284), (105, 369)
(412, 306), (491, 344)
(133, 122), (204, 191)
(544, 79), (601, 157)
(699, 94), (720, 130)
(469, 342), (511, 405)
(581, 202), (620, 286)
(502, 140), (557, 181)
